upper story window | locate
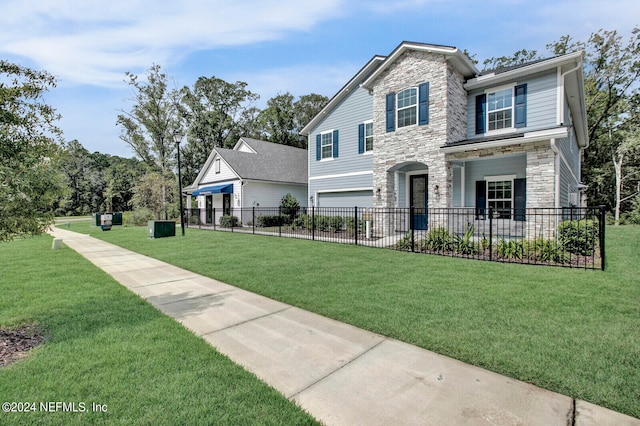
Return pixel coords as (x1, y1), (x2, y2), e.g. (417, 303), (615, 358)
(321, 132), (333, 159)
(215, 158), (221, 173)
(364, 122), (373, 152)
(487, 88), (513, 131)
(386, 82), (429, 133)
(476, 83), (527, 135)
(316, 129), (338, 161)
(397, 88), (417, 128)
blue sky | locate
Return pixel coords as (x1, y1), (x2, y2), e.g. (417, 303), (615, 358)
(1, 0), (637, 158)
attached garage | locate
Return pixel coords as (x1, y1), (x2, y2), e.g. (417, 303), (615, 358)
(317, 190), (373, 208)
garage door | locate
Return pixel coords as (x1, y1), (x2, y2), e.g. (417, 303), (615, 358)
(317, 191), (373, 208)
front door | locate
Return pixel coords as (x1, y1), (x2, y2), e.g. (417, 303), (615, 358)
(223, 193), (231, 216)
(205, 195), (213, 224)
(410, 174), (428, 230)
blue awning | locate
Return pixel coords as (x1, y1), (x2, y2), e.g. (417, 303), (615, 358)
(192, 184), (233, 196)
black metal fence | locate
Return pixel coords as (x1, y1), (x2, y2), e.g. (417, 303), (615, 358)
(184, 206), (606, 270)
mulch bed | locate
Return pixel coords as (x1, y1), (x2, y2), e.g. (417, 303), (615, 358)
(0, 323), (45, 367)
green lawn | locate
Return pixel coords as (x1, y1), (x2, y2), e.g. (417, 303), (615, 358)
(72, 222), (640, 418)
(0, 235), (318, 425)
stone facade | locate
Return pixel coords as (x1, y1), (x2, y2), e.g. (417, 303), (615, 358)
(371, 50), (466, 210)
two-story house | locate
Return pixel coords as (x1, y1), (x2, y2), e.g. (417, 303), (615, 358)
(301, 41), (587, 235)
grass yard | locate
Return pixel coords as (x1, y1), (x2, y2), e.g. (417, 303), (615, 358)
(73, 221), (640, 419)
(0, 235), (318, 425)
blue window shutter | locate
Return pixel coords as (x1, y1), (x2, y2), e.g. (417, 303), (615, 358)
(514, 178), (526, 221)
(386, 92), (395, 132)
(332, 130), (339, 158)
(418, 82), (429, 125)
(475, 180), (486, 219)
(475, 94), (486, 134)
(358, 124), (365, 154)
(316, 134), (321, 161)
(515, 84), (527, 128)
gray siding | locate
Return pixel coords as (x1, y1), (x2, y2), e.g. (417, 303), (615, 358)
(461, 155), (526, 206)
(308, 87), (374, 183)
(466, 70), (558, 139)
(556, 133), (580, 181)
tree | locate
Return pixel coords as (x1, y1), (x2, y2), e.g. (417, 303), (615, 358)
(256, 93), (298, 146)
(548, 28), (640, 210)
(482, 49), (542, 71)
(255, 93), (328, 148)
(117, 64), (180, 219)
(130, 172), (177, 220)
(179, 76), (259, 174)
(103, 156), (147, 212)
(0, 60), (66, 241)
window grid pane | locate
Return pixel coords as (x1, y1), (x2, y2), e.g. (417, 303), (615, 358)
(487, 180), (513, 218)
(321, 133), (333, 159)
(487, 88), (513, 131)
(365, 123), (373, 151)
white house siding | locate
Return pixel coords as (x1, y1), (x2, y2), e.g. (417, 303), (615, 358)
(465, 69), (558, 139)
(318, 191), (373, 208)
(308, 86), (374, 204)
(202, 154), (237, 183)
(240, 181), (307, 224)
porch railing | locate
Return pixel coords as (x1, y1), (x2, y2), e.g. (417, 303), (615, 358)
(183, 206), (606, 270)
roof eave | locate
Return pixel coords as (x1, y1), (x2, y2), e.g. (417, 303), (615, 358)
(361, 42), (478, 90)
(300, 55), (386, 136)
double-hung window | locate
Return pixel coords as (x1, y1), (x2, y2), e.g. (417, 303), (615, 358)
(321, 131), (333, 159)
(486, 176), (514, 219)
(364, 122), (373, 152)
(397, 88), (417, 128)
(487, 87), (513, 131)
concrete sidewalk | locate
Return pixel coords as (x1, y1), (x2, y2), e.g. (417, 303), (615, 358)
(48, 227), (639, 426)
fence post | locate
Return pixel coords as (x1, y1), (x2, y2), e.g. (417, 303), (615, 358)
(489, 207), (493, 261)
(354, 206), (358, 246)
(252, 207), (255, 235)
(410, 206), (415, 252)
(312, 206), (315, 241)
(279, 206), (282, 237)
(213, 208), (216, 230)
(599, 205), (606, 271)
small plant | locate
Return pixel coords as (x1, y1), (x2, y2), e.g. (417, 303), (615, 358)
(394, 231), (414, 251)
(219, 215), (240, 228)
(525, 238), (568, 264)
(454, 225), (478, 255)
(558, 219), (598, 256)
(424, 227), (454, 252)
(257, 215), (286, 228)
(292, 214), (311, 230)
(496, 238), (525, 260)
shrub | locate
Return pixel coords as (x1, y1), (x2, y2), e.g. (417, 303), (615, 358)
(280, 193), (300, 225)
(454, 225), (478, 255)
(314, 215), (345, 232)
(345, 217), (364, 233)
(496, 238), (525, 260)
(123, 208), (155, 226)
(219, 215), (240, 228)
(424, 227), (454, 252)
(256, 215), (286, 228)
(558, 219), (598, 256)
(292, 214), (311, 230)
(394, 231), (414, 251)
(525, 238), (568, 264)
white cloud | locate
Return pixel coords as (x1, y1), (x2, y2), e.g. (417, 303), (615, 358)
(0, 0), (345, 87)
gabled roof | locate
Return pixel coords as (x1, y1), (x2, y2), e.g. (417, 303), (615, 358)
(191, 137), (307, 187)
(300, 55), (386, 136)
(361, 41), (479, 89)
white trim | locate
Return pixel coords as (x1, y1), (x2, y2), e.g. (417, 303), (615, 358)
(440, 127), (568, 154)
(396, 87), (418, 129)
(317, 187), (373, 194)
(556, 67), (563, 125)
(460, 163), (466, 208)
(484, 83), (515, 94)
(484, 174), (517, 182)
(363, 120), (374, 153)
(309, 170), (373, 181)
(320, 129), (334, 160)
(485, 85), (515, 135)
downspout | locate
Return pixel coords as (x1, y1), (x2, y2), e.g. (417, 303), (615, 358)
(550, 139), (561, 209)
(559, 61), (582, 125)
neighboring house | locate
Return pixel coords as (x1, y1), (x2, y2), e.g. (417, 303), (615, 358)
(301, 41), (588, 234)
(188, 137), (307, 225)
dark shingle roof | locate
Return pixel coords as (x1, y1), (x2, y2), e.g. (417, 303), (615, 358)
(216, 138), (307, 184)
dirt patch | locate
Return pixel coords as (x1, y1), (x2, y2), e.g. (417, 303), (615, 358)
(0, 323), (45, 367)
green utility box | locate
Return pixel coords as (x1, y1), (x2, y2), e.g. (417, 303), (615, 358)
(148, 220), (176, 238)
